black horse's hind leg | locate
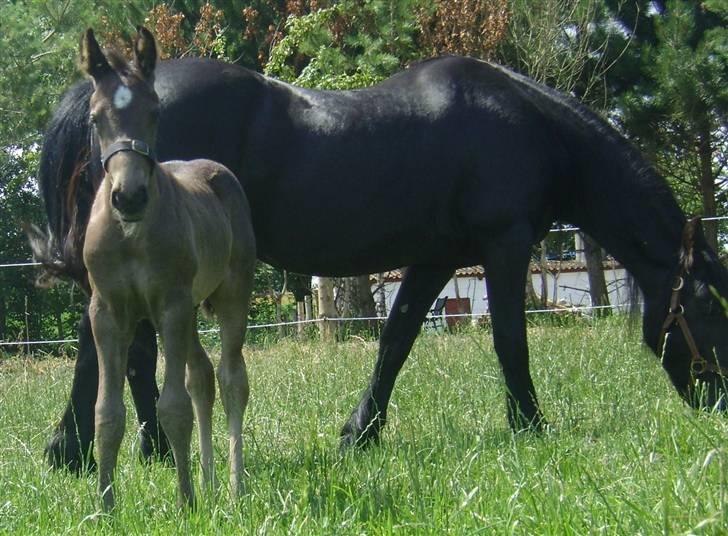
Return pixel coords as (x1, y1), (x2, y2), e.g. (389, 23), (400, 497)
(340, 265), (453, 450)
(126, 320), (170, 463)
(46, 309), (169, 472)
(46, 306), (98, 473)
(482, 226), (546, 431)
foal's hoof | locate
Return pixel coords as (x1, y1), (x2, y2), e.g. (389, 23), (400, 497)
(45, 429), (96, 474)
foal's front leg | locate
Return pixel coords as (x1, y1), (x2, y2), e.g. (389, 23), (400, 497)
(157, 294), (198, 508)
(88, 295), (132, 512)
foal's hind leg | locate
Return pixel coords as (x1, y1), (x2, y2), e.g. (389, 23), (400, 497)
(210, 274), (253, 498)
(481, 225), (545, 431)
(341, 265), (453, 450)
(185, 330), (217, 493)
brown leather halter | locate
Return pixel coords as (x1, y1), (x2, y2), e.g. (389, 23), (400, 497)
(657, 273), (728, 378)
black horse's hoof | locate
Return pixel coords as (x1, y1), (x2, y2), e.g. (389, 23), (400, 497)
(44, 429), (96, 474)
(138, 425), (174, 466)
(509, 412), (549, 435)
(339, 412), (384, 453)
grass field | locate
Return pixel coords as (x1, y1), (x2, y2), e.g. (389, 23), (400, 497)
(0, 316), (727, 534)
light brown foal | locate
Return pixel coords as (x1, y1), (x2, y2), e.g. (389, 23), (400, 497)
(80, 28), (256, 511)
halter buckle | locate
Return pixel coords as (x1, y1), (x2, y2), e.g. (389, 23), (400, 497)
(131, 139), (150, 156)
(691, 356), (708, 376)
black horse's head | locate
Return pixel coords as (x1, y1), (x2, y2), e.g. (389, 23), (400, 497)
(658, 218), (728, 410)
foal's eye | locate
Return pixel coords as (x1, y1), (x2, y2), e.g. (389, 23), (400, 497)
(89, 114), (98, 125)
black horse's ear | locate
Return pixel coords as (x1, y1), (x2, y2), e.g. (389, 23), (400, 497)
(79, 28), (111, 82)
(134, 26), (157, 81)
(680, 217), (703, 271)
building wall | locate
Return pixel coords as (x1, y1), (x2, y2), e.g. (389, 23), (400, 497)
(374, 268), (630, 318)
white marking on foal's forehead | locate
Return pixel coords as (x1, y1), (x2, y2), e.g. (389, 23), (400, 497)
(113, 85), (133, 110)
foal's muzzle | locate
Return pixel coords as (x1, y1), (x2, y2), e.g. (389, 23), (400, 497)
(111, 186), (148, 220)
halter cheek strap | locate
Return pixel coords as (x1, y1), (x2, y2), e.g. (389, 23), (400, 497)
(100, 139), (155, 171)
(658, 275), (728, 378)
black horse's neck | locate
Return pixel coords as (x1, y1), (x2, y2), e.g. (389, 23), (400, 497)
(564, 133), (686, 352)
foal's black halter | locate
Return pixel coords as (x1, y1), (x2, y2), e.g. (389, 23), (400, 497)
(100, 139), (155, 171)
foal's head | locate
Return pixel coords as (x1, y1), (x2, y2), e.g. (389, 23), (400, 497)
(80, 28), (159, 222)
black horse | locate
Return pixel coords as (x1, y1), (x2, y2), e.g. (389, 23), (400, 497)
(30, 51), (728, 472)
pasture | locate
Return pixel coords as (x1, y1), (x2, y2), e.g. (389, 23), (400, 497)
(0, 317), (726, 534)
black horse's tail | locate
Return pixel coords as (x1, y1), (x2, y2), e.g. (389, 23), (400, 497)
(27, 80), (100, 292)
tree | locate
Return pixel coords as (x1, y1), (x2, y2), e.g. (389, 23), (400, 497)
(607, 0), (728, 251)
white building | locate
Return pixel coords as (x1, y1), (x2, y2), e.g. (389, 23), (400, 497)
(371, 260), (629, 322)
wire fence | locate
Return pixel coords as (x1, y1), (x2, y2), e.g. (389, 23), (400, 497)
(0, 303), (631, 349)
(3, 216), (724, 350)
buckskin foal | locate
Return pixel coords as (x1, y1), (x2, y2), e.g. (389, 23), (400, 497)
(79, 28), (256, 510)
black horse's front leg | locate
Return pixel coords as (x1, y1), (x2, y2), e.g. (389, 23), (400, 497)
(340, 265), (453, 450)
(483, 227), (546, 431)
(46, 308), (169, 472)
(126, 320), (170, 463)
(46, 306), (98, 473)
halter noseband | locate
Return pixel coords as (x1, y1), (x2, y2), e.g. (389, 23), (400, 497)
(658, 272), (728, 379)
(100, 139), (155, 171)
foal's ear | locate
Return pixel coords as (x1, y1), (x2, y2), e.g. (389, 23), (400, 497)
(134, 26), (158, 81)
(79, 28), (111, 81)
(680, 217), (704, 271)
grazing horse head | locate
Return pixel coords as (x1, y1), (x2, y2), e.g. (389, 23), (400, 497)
(80, 27), (159, 223)
(658, 218), (728, 410)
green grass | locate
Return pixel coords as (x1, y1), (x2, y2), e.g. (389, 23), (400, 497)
(1, 316), (727, 534)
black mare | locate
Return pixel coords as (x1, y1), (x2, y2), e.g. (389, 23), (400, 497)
(31, 55), (728, 471)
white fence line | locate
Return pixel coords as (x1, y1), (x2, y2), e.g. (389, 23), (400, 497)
(0, 303), (631, 348)
(2, 214), (720, 348)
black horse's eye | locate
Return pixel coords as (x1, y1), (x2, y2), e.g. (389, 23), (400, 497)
(89, 114), (97, 125)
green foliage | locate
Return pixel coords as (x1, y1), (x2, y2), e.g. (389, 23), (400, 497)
(265, 0), (423, 89)
(607, 1), (728, 245)
(0, 148), (83, 346)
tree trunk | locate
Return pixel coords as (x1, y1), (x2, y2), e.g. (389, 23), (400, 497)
(582, 233), (610, 316)
(697, 122), (718, 252)
(539, 241), (548, 307)
(317, 277), (337, 341)
(55, 306), (64, 341)
(0, 296), (5, 341)
(340, 275), (378, 336)
(525, 263), (539, 310)
(375, 273), (387, 317)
